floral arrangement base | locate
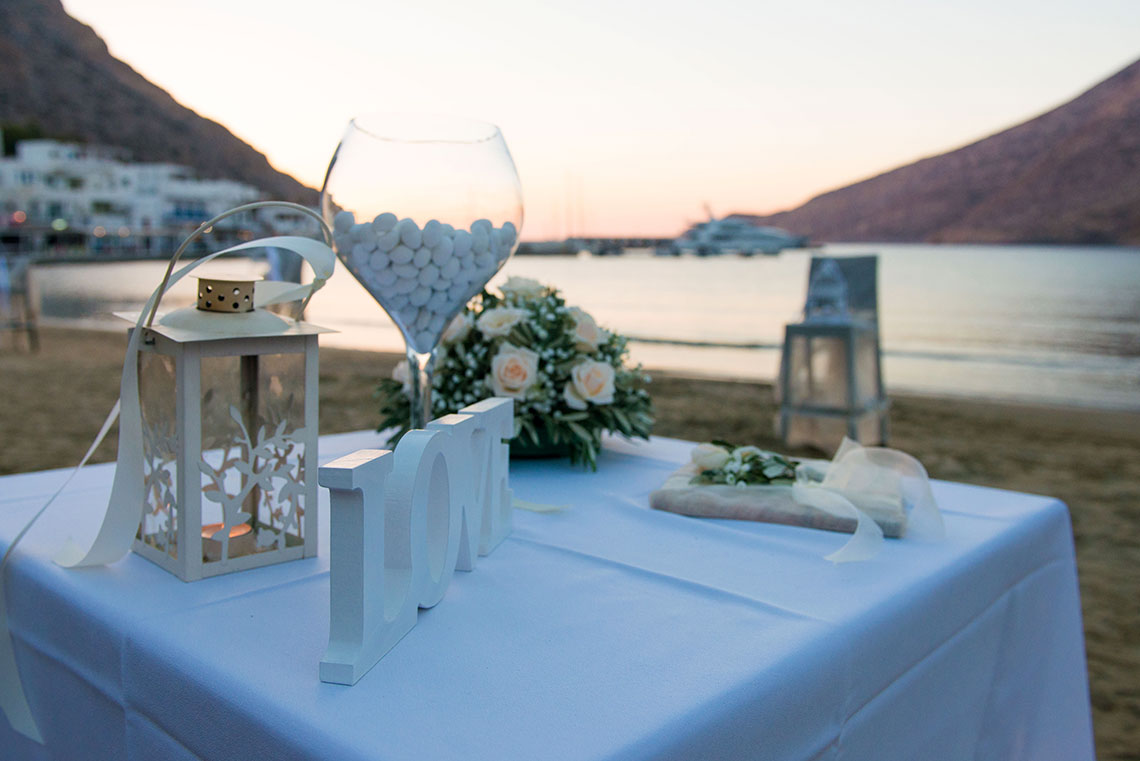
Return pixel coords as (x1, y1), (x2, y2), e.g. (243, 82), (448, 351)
(377, 277), (654, 469)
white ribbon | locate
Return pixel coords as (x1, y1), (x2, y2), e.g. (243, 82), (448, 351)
(792, 482), (885, 563)
(1, 220), (334, 742)
(793, 437), (945, 563)
(824, 437), (945, 542)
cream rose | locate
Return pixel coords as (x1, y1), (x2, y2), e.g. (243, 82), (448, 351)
(563, 360), (616, 410)
(500, 276), (545, 301)
(568, 306), (607, 353)
(441, 312), (473, 344)
(477, 307), (527, 338)
(487, 344), (540, 399)
(691, 443), (731, 471)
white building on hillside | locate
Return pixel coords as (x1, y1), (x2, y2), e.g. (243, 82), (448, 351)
(0, 137), (308, 256)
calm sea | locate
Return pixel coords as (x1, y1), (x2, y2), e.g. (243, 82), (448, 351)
(31, 243), (1140, 411)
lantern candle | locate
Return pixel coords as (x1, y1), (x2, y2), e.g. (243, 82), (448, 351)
(201, 523), (253, 539)
(201, 522), (255, 563)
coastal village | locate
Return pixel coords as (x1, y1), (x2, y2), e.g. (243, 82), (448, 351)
(0, 133), (314, 256)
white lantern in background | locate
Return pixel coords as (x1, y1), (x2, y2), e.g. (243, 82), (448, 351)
(129, 277), (330, 581)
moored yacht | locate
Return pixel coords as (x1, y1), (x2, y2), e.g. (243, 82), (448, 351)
(669, 210), (808, 256)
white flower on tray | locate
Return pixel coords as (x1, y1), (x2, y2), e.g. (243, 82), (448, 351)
(690, 442), (731, 471)
(377, 279), (654, 469)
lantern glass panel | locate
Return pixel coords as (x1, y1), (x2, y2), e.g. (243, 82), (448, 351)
(786, 333), (881, 409)
(853, 331), (880, 407)
(788, 334), (848, 407)
(138, 351), (179, 559)
(199, 351), (308, 564)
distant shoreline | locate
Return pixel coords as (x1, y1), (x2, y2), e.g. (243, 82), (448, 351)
(6, 326), (1139, 470)
(36, 314), (1140, 415)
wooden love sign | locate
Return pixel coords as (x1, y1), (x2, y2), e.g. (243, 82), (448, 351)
(318, 397), (513, 685)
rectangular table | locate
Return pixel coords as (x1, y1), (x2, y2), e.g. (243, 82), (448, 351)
(1, 432), (1094, 760)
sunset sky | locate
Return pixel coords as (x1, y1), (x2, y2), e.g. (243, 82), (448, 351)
(60, 0), (1140, 240)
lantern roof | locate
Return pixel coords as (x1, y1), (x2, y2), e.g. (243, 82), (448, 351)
(115, 306), (336, 343)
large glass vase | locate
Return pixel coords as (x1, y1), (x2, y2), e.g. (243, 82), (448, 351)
(321, 114), (524, 429)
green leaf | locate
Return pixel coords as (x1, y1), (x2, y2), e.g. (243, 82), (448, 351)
(567, 421), (592, 442)
(521, 418), (541, 446)
(632, 411), (655, 428)
(762, 463), (790, 478)
(583, 436), (598, 470)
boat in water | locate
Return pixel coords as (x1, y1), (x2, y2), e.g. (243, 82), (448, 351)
(664, 210), (808, 256)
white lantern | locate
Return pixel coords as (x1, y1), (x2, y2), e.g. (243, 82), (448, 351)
(130, 277), (330, 581)
(0, 202), (337, 745)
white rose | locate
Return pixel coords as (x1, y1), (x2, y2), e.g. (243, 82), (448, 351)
(441, 312), (473, 345)
(691, 443), (731, 471)
(734, 446), (765, 462)
(568, 306), (607, 353)
(563, 360), (616, 410)
(499, 276), (546, 301)
(477, 307), (527, 338)
(391, 360), (411, 393)
(487, 344), (540, 399)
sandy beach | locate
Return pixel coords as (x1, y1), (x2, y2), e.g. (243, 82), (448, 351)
(2, 327), (1137, 758)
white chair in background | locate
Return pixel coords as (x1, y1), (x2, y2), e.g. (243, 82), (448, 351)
(777, 255), (887, 452)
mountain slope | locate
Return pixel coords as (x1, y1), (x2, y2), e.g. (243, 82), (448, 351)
(739, 57), (1140, 245)
(0, 0), (316, 204)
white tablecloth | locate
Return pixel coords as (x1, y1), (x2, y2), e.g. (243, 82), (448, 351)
(0, 432), (1094, 760)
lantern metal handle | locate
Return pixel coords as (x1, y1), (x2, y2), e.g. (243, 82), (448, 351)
(144, 201), (333, 330)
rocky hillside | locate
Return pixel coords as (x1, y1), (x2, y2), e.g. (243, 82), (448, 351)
(0, 0), (316, 204)
(738, 57), (1140, 245)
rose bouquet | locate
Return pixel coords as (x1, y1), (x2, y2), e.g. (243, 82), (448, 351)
(377, 277), (654, 469)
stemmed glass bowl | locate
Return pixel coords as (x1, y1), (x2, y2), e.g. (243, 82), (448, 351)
(321, 113), (523, 429)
